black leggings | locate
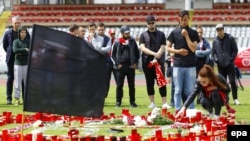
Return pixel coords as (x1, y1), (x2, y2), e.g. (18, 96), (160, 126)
(200, 90), (224, 115)
(142, 62), (166, 97)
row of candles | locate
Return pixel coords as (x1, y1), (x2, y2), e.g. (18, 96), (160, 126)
(0, 109), (238, 141)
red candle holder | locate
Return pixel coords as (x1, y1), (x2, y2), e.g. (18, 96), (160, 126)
(98, 135), (105, 141)
(35, 112), (43, 120)
(101, 115), (109, 120)
(79, 136), (87, 141)
(131, 129), (137, 136)
(5, 111), (12, 124)
(205, 118), (212, 131)
(25, 133), (32, 141)
(16, 114), (23, 124)
(196, 111), (202, 122)
(51, 135), (58, 141)
(2, 129), (8, 141)
(189, 116), (197, 123)
(37, 133), (43, 141)
(122, 109), (129, 116)
(131, 129), (138, 141)
(119, 136), (126, 141)
(71, 135), (79, 141)
(155, 129), (163, 139)
(109, 113), (115, 119)
(110, 136), (117, 141)
(162, 109), (167, 117)
(182, 117), (189, 123)
(79, 117), (85, 124)
(2, 111), (7, 116)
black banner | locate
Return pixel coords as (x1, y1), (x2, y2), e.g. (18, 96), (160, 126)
(23, 25), (107, 117)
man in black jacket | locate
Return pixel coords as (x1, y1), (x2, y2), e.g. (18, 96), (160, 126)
(3, 16), (30, 104)
(111, 25), (140, 107)
(212, 23), (239, 105)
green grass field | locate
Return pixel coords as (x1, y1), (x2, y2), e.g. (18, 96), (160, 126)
(0, 85), (249, 121)
(0, 82), (249, 138)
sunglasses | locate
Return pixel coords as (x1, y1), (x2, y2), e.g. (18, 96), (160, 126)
(147, 22), (155, 25)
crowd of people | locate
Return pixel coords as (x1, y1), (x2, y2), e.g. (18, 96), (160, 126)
(2, 9), (241, 118)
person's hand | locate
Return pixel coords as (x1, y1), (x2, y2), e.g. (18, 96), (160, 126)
(150, 58), (157, 65)
(117, 64), (122, 69)
(130, 64), (137, 69)
(181, 29), (188, 38)
(26, 48), (29, 52)
(154, 52), (161, 59)
(175, 107), (186, 119)
(177, 48), (189, 56)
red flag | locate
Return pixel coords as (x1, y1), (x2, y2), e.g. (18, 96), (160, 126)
(148, 62), (167, 88)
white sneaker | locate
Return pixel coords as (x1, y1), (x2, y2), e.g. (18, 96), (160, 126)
(213, 115), (220, 120)
(162, 103), (171, 109)
(148, 103), (156, 109)
(234, 99), (240, 105)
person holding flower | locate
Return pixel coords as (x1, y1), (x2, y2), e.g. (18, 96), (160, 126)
(175, 64), (235, 119)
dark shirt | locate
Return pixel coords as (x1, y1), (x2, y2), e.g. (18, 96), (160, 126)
(13, 31), (18, 40)
(119, 45), (130, 64)
(167, 26), (199, 67)
(139, 29), (166, 63)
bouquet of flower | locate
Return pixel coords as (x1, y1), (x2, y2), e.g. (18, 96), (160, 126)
(147, 108), (173, 125)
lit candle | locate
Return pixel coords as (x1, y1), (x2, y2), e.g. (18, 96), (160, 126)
(162, 108), (167, 117)
(155, 129), (162, 139)
(122, 109), (129, 116)
(109, 113), (115, 119)
(120, 136), (126, 141)
(205, 118), (212, 131)
(110, 136), (117, 141)
(196, 111), (202, 121)
(37, 133), (43, 141)
(2, 129), (8, 141)
(98, 135), (105, 141)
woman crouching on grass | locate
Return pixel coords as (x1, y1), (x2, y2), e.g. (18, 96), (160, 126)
(175, 64), (235, 119)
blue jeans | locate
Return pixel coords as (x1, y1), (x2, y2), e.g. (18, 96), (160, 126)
(173, 67), (196, 110)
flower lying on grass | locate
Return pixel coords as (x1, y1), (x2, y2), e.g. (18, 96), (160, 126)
(104, 108), (173, 126)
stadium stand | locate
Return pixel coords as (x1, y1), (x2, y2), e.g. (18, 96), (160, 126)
(7, 4), (180, 27)
(213, 2), (250, 9)
(7, 2), (250, 27)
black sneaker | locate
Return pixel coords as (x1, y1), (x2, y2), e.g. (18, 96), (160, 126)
(7, 100), (12, 105)
(130, 103), (138, 108)
(116, 102), (121, 107)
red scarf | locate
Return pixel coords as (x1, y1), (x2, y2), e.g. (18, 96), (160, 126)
(148, 62), (167, 88)
(203, 84), (212, 98)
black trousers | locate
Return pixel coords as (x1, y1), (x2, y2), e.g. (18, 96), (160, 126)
(142, 62), (166, 97)
(116, 65), (135, 104)
(196, 58), (206, 77)
(105, 62), (117, 97)
(217, 64), (238, 99)
(200, 90), (224, 115)
(6, 61), (14, 102)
